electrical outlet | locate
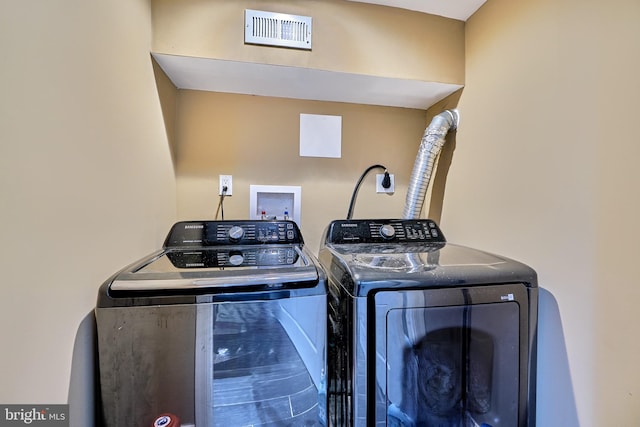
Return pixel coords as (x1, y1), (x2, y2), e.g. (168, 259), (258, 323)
(219, 175), (233, 196)
(376, 173), (394, 194)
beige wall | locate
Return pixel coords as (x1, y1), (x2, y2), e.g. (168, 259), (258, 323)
(155, 0), (466, 251)
(4, 1), (638, 425)
(173, 89), (428, 251)
(151, 0), (465, 84)
(0, 0), (176, 403)
(444, 0), (640, 425)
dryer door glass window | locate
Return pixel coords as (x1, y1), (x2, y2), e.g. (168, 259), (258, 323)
(384, 302), (520, 427)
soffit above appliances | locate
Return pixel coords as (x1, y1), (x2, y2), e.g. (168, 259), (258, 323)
(152, 0), (473, 110)
(153, 53), (463, 110)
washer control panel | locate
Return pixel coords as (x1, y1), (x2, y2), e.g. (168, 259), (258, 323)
(164, 220), (302, 247)
(324, 219), (445, 244)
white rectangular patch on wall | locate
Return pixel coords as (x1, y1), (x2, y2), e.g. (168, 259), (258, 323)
(299, 114), (342, 158)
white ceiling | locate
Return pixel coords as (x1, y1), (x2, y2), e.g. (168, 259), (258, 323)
(349, 0), (486, 21)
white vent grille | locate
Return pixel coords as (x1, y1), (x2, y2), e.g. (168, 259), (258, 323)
(245, 9), (312, 50)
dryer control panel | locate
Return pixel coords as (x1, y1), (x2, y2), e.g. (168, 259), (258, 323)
(324, 219), (446, 244)
(164, 220), (303, 247)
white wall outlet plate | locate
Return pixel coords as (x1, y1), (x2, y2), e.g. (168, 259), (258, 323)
(376, 173), (394, 194)
(219, 175), (232, 196)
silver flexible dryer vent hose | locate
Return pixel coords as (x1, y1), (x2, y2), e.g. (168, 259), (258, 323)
(403, 109), (459, 219)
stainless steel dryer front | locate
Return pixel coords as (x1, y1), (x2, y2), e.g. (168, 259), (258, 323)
(96, 220), (327, 427)
(318, 219), (537, 427)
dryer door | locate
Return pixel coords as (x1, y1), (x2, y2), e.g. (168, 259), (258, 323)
(373, 284), (531, 427)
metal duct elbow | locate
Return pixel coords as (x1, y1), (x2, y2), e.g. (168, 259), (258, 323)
(403, 109), (459, 219)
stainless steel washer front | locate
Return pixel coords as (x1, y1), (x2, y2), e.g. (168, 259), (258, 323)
(96, 220), (327, 427)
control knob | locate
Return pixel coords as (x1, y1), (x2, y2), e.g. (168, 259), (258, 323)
(379, 224), (396, 239)
(228, 250), (244, 266)
(228, 225), (244, 241)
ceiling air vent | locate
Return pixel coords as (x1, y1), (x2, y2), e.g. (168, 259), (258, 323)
(245, 9), (312, 50)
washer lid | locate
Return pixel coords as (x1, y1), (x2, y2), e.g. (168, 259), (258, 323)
(109, 245), (320, 293)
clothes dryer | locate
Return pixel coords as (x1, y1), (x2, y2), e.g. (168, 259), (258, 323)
(96, 220), (327, 427)
(318, 219), (537, 427)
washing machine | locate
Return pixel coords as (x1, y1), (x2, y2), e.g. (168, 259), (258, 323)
(95, 220), (327, 427)
(318, 219), (537, 427)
